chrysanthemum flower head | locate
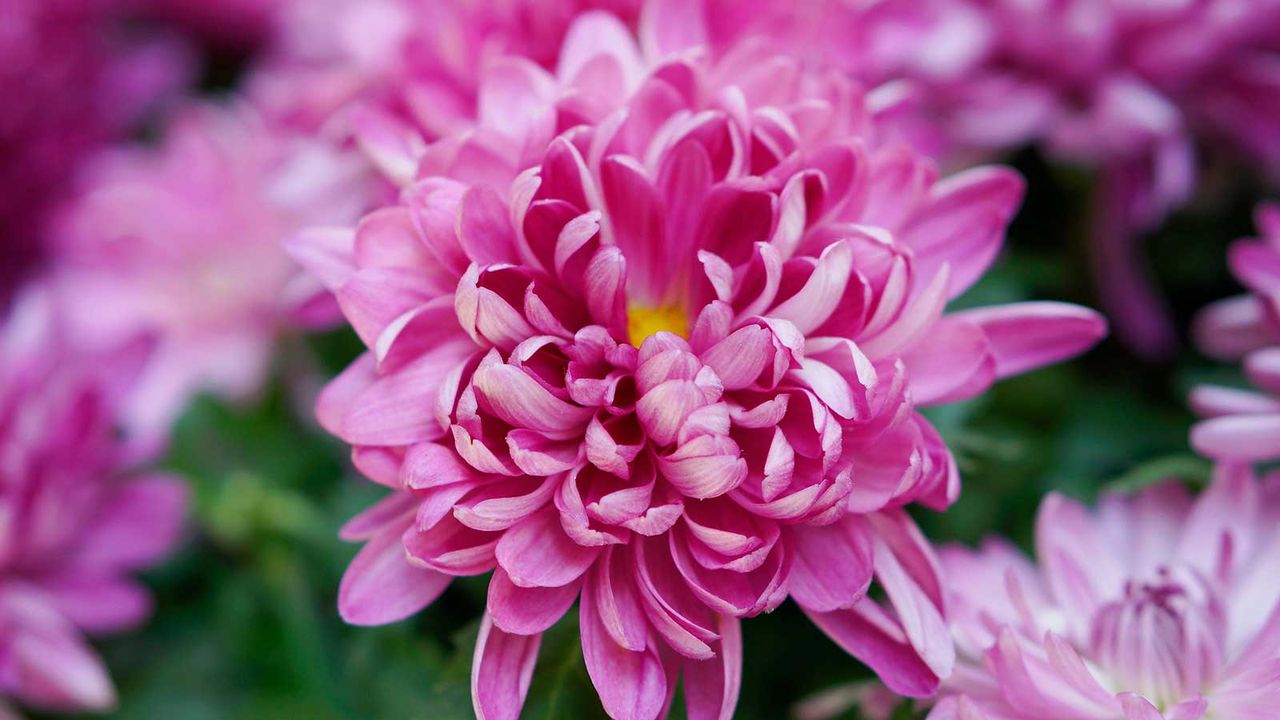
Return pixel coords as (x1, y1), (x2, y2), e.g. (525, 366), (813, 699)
(0, 290), (187, 714)
(1191, 203), (1280, 463)
(930, 468), (1280, 720)
(51, 103), (373, 444)
(293, 11), (1105, 719)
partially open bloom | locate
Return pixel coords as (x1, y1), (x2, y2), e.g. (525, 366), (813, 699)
(0, 292), (187, 714)
(930, 468), (1280, 719)
(0, 0), (191, 307)
(52, 104), (372, 443)
(1191, 203), (1280, 463)
(294, 12), (1105, 719)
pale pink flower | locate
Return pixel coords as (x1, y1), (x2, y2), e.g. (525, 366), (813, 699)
(291, 13), (1106, 720)
(0, 291), (187, 715)
(51, 103), (373, 443)
(930, 468), (1280, 720)
(0, 0), (191, 307)
(1190, 203), (1280, 463)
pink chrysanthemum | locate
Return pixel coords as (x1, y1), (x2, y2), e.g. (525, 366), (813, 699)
(51, 103), (373, 444)
(1190, 202), (1280, 463)
(0, 292), (187, 715)
(0, 0), (191, 307)
(929, 468), (1280, 720)
(293, 13), (1105, 720)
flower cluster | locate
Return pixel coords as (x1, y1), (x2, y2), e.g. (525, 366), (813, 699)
(0, 294), (186, 714)
(296, 11), (1105, 718)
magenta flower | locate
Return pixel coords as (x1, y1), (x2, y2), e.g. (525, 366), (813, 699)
(292, 13), (1105, 719)
(0, 0), (191, 307)
(929, 468), (1280, 720)
(51, 103), (373, 443)
(0, 291), (187, 714)
(1191, 203), (1280, 463)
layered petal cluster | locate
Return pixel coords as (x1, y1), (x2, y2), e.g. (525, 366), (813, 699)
(1190, 203), (1280, 463)
(51, 103), (373, 443)
(0, 0), (191, 307)
(930, 469), (1280, 720)
(296, 13), (1106, 720)
(0, 293), (187, 714)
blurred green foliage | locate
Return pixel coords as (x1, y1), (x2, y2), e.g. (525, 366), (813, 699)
(77, 150), (1265, 719)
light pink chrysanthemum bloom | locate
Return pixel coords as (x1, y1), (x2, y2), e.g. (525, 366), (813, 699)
(928, 468), (1280, 720)
(51, 103), (373, 444)
(0, 292), (187, 715)
(1190, 203), (1280, 463)
(292, 12), (1106, 720)
(0, 0), (191, 307)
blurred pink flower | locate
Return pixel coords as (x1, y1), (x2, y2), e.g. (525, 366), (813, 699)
(0, 0), (191, 307)
(292, 13), (1105, 719)
(0, 291), (187, 714)
(674, 0), (1280, 358)
(930, 469), (1280, 720)
(1190, 202), (1280, 462)
(250, 0), (641, 138)
(51, 103), (374, 444)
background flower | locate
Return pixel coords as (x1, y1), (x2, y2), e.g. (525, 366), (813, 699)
(0, 0), (192, 308)
(1191, 203), (1280, 463)
(0, 291), (187, 715)
(49, 103), (374, 446)
(930, 467), (1280, 719)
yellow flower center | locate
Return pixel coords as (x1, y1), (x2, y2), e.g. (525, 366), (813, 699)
(627, 303), (688, 345)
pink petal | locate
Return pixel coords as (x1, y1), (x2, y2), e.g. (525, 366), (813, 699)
(487, 567), (581, 636)
(495, 508), (601, 588)
(472, 614), (541, 720)
(580, 576), (670, 720)
(955, 302), (1106, 379)
(683, 614), (742, 720)
(788, 519), (874, 612)
(1191, 414), (1280, 461)
(472, 363), (593, 435)
(769, 241), (854, 334)
(901, 166), (1023, 298)
(459, 185), (518, 266)
(805, 601), (942, 698)
(339, 519), (450, 626)
(71, 474), (187, 571)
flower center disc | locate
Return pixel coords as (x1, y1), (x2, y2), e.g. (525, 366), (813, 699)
(627, 303), (688, 346)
